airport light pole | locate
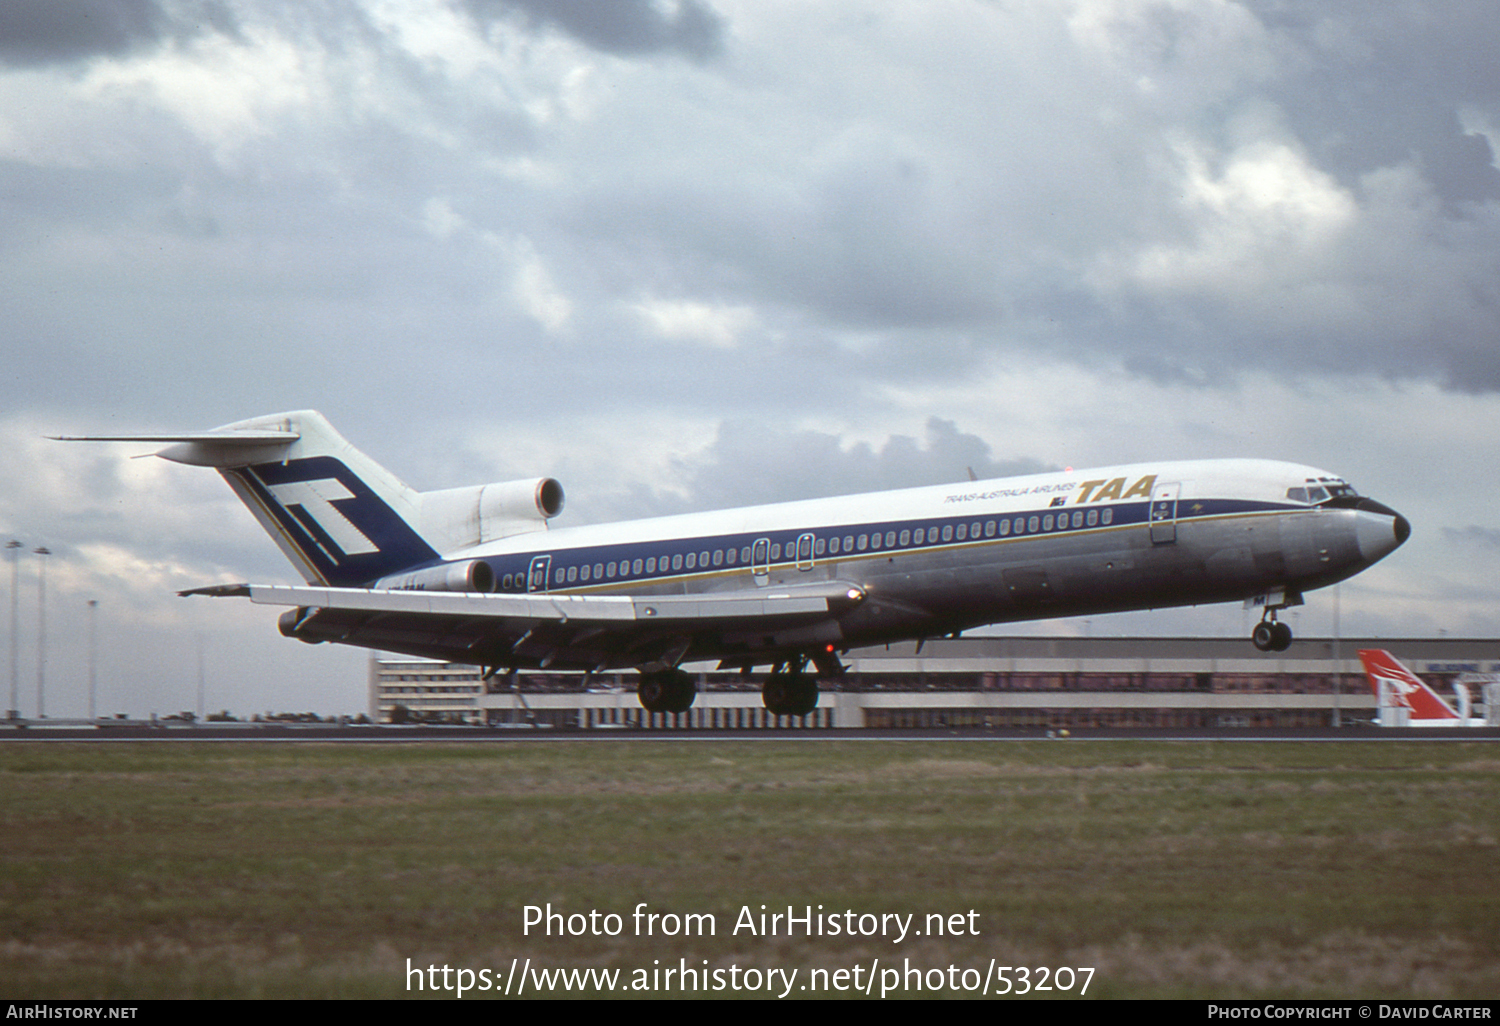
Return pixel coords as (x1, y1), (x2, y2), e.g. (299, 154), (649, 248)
(6, 540), (19, 719)
(1331, 586), (1341, 729)
(88, 599), (98, 722)
(34, 546), (50, 718)
(196, 632), (205, 723)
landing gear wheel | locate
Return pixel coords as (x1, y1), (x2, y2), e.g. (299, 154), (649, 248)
(762, 666), (819, 717)
(1252, 621), (1275, 652)
(1252, 619), (1293, 652)
(637, 669), (697, 713)
(1271, 621), (1292, 651)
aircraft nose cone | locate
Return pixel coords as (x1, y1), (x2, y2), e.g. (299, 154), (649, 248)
(1393, 512), (1411, 546)
(1354, 501), (1410, 564)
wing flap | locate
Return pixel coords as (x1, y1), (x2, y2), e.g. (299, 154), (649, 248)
(185, 580), (866, 670)
(230, 581), (860, 621)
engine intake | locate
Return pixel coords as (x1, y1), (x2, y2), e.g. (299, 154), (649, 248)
(419, 477), (565, 550)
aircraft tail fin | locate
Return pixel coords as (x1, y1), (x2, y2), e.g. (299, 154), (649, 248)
(1357, 649), (1462, 722)
(62, 411), (567, 589)
(62, 411), (439, 587)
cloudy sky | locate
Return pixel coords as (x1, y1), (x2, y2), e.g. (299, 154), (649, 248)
(2, 0), (1497, 717)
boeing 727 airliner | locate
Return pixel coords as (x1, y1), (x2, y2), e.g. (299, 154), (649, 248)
(63, 411), (1409, 716)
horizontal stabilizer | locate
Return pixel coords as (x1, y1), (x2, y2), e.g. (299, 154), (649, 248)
(51, 430), (297, 444)
(178, 583), (252, 598)
(52, 427), (299, 468)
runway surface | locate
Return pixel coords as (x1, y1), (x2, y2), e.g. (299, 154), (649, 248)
(2, 723), (1498, 742)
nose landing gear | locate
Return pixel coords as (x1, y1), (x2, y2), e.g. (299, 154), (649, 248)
(1251, 614), (1293, 652)
(1248, 589), (1300, 652)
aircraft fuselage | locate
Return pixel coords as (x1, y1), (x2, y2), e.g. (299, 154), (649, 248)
(399, 458), (1408, 670)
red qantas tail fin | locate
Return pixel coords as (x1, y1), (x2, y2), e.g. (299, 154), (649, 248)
(1357, 649), (1461, 721)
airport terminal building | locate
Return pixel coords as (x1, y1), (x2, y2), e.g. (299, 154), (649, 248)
(369, 636), (1500, 730)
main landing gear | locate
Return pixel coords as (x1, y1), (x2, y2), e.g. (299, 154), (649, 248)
(762, 665), (818, 717)
(635, 651), (842, 717)
(761, 652), (843, 717)
(637, 667), (697, 714)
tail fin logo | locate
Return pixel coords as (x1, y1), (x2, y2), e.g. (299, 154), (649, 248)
(1369, 671), (1420, 703)
(262, 477), (380, 561)
(228, 456), (438, 587)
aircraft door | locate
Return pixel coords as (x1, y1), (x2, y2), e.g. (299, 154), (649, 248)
(1150, 483), (1181, 544)
(796, 532), (815, 571)
(527, 554), (552, 592)
(751, 537), (770, 585)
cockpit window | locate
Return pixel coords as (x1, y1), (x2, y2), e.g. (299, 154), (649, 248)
(1288, 478), (1358, 504)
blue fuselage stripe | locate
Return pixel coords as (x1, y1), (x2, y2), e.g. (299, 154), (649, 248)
(406, 497), (1295, 594)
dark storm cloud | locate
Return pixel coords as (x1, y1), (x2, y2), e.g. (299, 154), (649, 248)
(1259, 3), (1500, 208)
(0, 0), (238, 67)
(461, 0), (725, 62)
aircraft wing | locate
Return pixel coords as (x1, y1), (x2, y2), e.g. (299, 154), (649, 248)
(184, 580), (868, 672)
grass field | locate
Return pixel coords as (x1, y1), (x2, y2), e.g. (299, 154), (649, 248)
(1, 739), (1497, 999)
